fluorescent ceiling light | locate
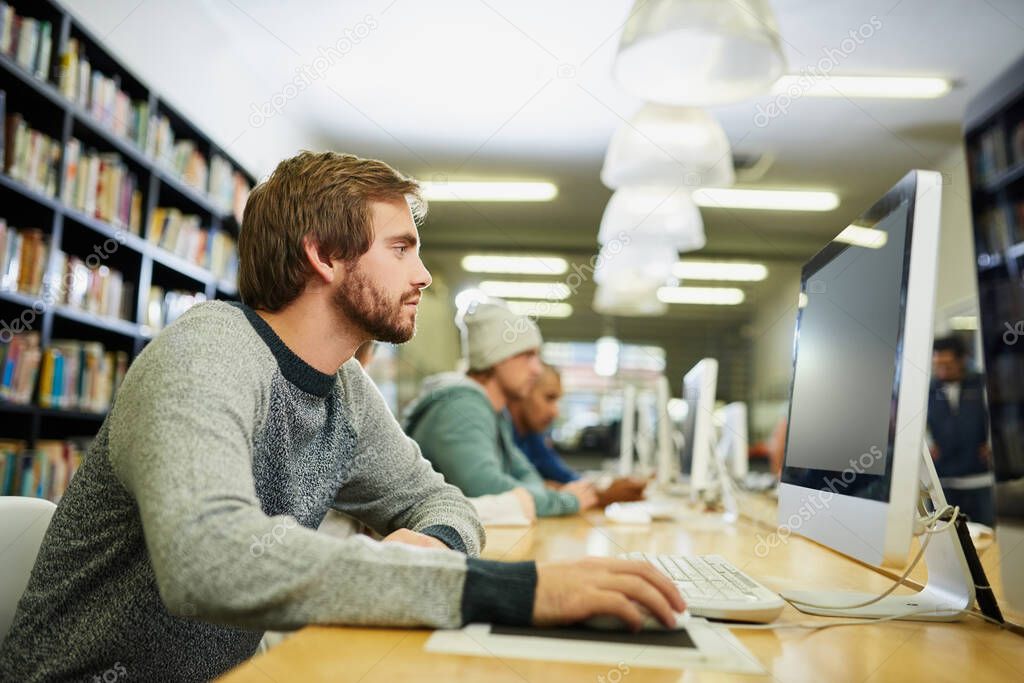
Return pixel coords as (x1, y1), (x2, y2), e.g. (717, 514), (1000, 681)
(657, 286), (745, 305)
(674, 260), (768, 282)
(505, 300), (573, 318)
(949, 316), (978, 331)
(421, 181), (557, 202)
(835, 224), (887, 249)
(774, 75), (951, 99)
(479, 280), (571, 301)
(461, 254), (568, 275)
(692, 187), (838, 212)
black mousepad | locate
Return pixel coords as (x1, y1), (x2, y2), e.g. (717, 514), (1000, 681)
(490, 624), (697, 649)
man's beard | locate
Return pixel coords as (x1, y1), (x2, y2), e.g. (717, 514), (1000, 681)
(333, 265), (417, 344)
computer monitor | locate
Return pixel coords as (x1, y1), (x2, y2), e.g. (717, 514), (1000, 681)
(680, 359), (718, 494)
(715, 402), (749, 480)
(778, 170), (973, 620)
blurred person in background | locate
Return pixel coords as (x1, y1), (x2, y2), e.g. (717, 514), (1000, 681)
(927, 336), (995, 527)
(508, 363), (647, 505)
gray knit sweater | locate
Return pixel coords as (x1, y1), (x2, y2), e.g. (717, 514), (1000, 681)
(0, 301), (536, 682)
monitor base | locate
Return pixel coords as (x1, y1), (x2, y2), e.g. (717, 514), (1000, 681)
(782, 442), (975, 622)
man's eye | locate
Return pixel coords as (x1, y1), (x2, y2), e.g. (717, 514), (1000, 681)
(395, 245), (408, 255)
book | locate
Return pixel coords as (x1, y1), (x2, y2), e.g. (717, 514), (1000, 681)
(0, 331), (41, 404)
(3, 112), (61, 198)
(0, 438), (90, 500)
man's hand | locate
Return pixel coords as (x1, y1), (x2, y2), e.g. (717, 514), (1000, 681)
(533, 557), (686, 630)
(381, 528), (449, 550)
(511, 486), (537, 522)
(979, 443), (992, 466)
(562, 480), (599, 511)
(598, 477), (648, 506)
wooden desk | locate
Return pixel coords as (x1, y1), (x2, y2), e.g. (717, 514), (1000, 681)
(220, 503), (1024, 682)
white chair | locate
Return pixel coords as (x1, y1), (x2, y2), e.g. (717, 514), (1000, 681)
(0, 497), (57, 646)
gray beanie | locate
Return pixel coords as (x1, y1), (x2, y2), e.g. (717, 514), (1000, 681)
(458, 301), (543, 371)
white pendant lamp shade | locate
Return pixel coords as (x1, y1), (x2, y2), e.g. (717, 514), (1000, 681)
(593, 282), (669, 316)
(613, 0), (786, 106)
(594, 240), (675, 288)
(601, 105), (734, 190)
(598, 187), (706, 253)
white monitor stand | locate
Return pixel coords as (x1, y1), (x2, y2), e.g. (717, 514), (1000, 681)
(782, 443), (975, 621)
(654, 376), (677, 487)
(634, 391), (655, 476)
(618, 385), (636, 476)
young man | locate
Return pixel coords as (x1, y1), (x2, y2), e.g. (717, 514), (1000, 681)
(927, 336), (995, 526)
(508, 363), (648, 504)
(0, 152), (682, 681)
(405, 302), (599, 516)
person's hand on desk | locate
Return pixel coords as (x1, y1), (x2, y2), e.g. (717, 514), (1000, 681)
(381, 528), (450, 550)
(597, 477), (648, 506)
(533, 558), (685, 631)
(561, 480), (599, 511)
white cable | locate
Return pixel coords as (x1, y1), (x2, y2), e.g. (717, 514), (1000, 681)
(784, 505), (957, 611)
(728, 608), (933, 631)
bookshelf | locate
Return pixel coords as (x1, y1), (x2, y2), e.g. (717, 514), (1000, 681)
(0, 0), (256, 460)
(965, 51), (1024, 483)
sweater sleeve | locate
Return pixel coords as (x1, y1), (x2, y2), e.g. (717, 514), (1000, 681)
(519, 432), (581, 484)
(106, 312), (534, 631)
(503, 430), (580, 517)
(331, 363), (485, 556)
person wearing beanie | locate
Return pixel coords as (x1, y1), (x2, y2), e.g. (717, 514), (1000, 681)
(404, 301), (599, 517)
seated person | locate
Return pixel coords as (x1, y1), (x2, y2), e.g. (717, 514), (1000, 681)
(355, 338), (535, 524)
(508, 363), (647, 504)
(405, 301), (599, 516)
(0, 152), (681, 681)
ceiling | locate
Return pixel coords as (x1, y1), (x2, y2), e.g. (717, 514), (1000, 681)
(64, 0), (1024, 393)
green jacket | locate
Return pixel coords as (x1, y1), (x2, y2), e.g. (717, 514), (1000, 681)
(404, 373), (580, 517)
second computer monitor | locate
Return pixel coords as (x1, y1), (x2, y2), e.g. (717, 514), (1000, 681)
(680, 358), (718, 493)
(716, 402), (749, 479)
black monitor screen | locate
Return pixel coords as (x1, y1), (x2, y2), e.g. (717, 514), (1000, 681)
(781, 174), (918, 503)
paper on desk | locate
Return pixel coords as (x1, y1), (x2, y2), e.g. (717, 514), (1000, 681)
(425, 617), (766, 675)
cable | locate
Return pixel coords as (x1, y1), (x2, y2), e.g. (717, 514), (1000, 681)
(727, 608), (934, 631)
(783, 505), (958, 612)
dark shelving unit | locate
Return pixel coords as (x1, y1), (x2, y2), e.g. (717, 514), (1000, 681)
(965, 51), (1024, 482)
(1, 0), (256, 445)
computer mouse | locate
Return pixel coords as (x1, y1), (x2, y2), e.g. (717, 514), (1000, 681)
(582, 605), (690, 631)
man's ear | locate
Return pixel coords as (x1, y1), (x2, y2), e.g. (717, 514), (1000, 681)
(303, 236), (339, 284)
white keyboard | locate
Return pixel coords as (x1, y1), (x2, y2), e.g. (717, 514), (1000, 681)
(623, 552), (785, 623)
